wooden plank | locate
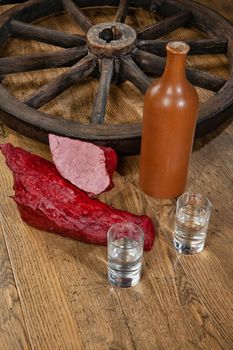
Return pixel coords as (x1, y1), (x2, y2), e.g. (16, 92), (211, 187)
(113, 124), (233, 350)
(0, 135), (86, 350)
(179, 122), (233, 350)
(0, 125), (232, 349)
(0, 210), (31, 350)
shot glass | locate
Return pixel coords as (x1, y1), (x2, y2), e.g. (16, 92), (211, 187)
(173, 192), (212, 255)
(107, 222), (144, 288)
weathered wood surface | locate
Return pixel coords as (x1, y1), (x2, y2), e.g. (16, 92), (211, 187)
(116, 0), (130, 23)
(62, 0), (92, 33)
(11, 19), (86, 48)
(121, 54), (151, 93)
(0, 1), (233, 350)
(91, 58), (114, 124)
(24, 53), (97, 109)
(0, 210), (31, 350)
(0, 0), (232, 152)
(0, 47), (87, 74)
(137, 10), (192, 40)
(137, 38), (228, 56)
(133, 49), (226, 92)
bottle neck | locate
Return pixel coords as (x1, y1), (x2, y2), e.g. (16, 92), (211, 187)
(162, 51), (187, 82)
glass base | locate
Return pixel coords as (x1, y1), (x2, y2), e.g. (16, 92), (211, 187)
(108, 267), (142, 288)
(173, 237), (205, 255)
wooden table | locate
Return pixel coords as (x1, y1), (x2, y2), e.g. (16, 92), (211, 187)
(0, 1), (232, 349)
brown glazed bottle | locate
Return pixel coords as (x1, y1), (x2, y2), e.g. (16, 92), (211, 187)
(139, 41), (198, 199)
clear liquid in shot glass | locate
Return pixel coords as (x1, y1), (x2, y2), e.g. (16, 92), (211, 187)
(108, 236), (143, 288)
(174, 204), (210, 254)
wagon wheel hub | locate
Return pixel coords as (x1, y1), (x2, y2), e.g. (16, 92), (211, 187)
(87, 22), (136, 57)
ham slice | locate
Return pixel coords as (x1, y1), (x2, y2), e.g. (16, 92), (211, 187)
(49, 134), (118, 195)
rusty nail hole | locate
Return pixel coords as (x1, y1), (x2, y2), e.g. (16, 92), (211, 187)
(99, 26), (122, 43)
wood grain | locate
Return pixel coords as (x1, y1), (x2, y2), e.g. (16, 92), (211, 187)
(91, 57), (114, 124)
(0, 47), (87, 74)
(121, 54), (151, 93)
(137, 39), (228, 56)
(0, 0), (232, 152)
(62, 0), (92, 33)
(24, 53), (97, 109)
(115, 0), (130, 23)
(0, 1), (232, 350)
(11, 19), (86, 48)
(137, 10), (192, 40)
(0, 213), (31, 350)
(132, 49), (226, 92)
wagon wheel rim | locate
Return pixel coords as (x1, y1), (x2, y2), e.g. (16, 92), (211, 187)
(0, 0), (232, 155)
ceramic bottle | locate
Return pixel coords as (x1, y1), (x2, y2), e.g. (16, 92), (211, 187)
(139, 41), (198, 199)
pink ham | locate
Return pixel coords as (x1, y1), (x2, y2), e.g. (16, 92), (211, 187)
(49, 134), (118, 195)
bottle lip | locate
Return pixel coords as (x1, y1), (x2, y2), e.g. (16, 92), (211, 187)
(166, 41), (190, 55)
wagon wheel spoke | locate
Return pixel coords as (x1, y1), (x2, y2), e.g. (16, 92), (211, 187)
(120, 55), (151, 93)
(0, 47), (87, 75)
(62, 0), (92, 33)
(10, 20), (86, 48)
(137, 10), (192, 40)
(115, 0), (130, 23)
(0, 0), (232, 157)
(132, 49), (226, 92)
(137, 38), (228, 56)
(1, 0), (26, 3)
(91, 58), (114, 124)
(24, 54), (97, 109)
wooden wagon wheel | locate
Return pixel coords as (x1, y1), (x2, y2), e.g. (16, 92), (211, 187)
(0, 0), (232, 154)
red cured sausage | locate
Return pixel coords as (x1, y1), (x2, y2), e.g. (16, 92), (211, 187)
(0, 143), (155, 251)
(49, 134), (118, 195)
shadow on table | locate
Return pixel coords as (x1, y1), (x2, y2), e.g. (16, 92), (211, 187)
(193, 116), (233, 151)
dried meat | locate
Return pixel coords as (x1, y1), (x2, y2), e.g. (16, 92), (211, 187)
(0, 143), (155, 250)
